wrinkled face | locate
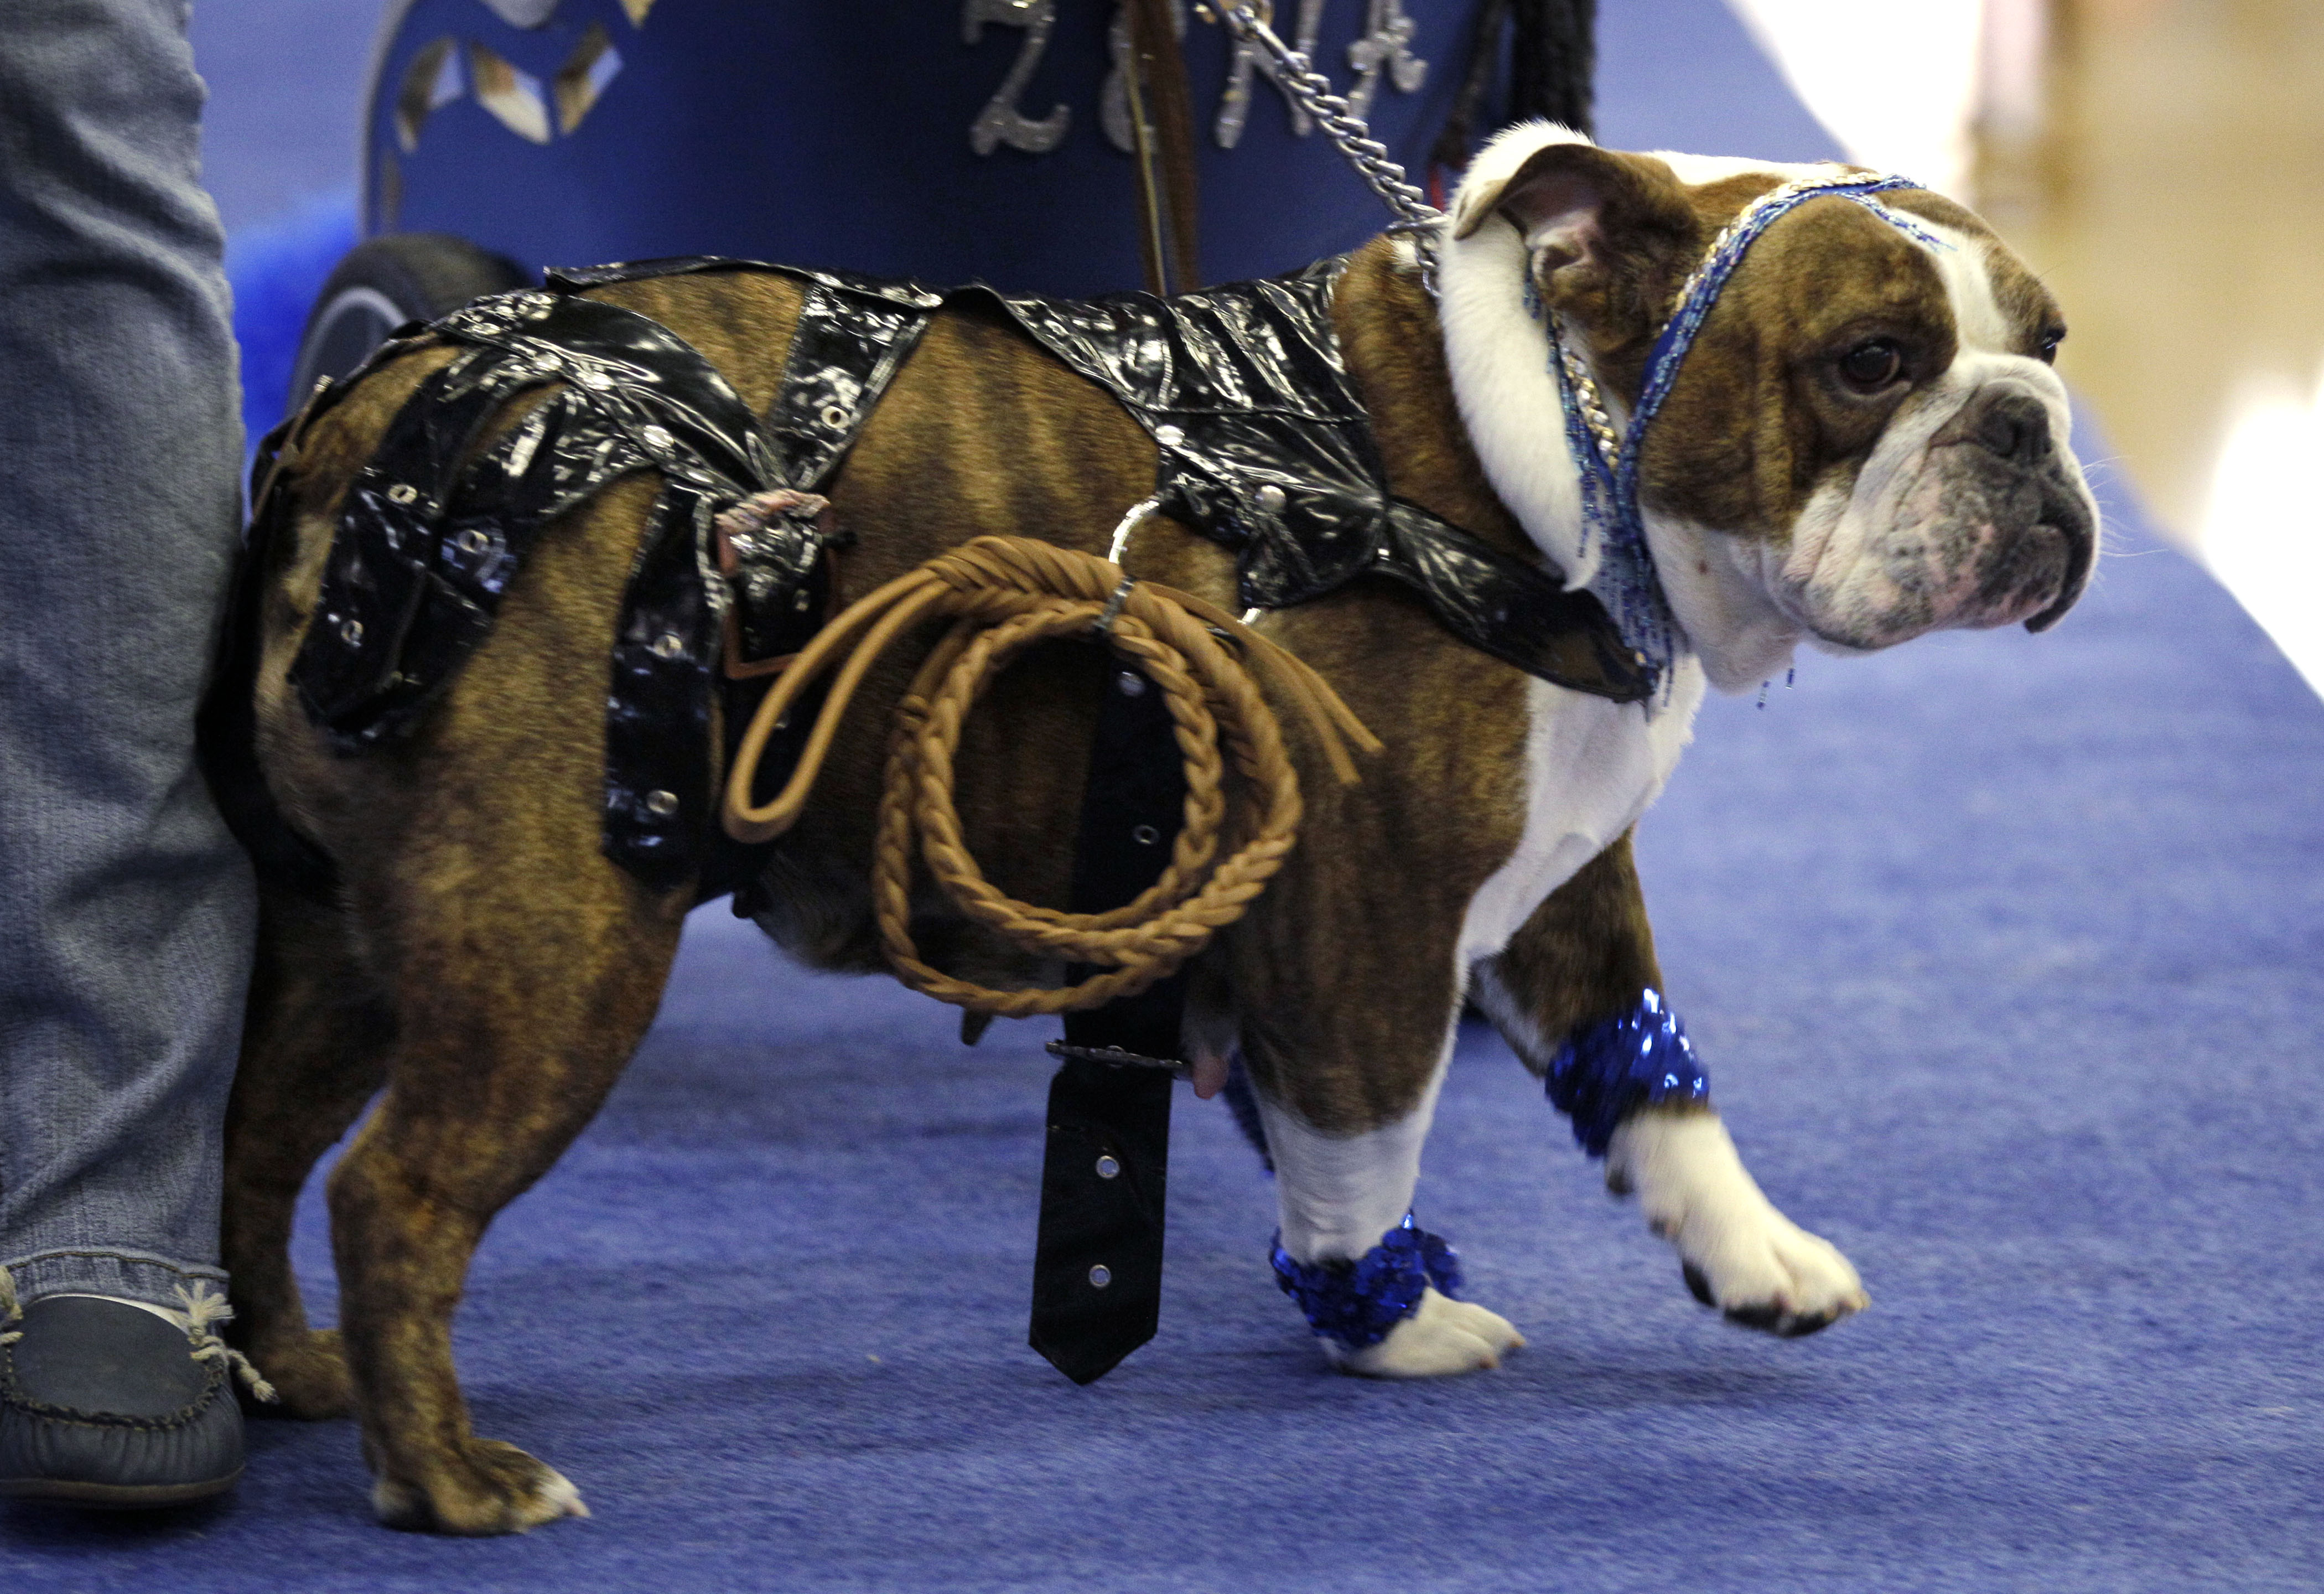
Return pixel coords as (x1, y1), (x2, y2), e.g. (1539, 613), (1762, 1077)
(1456, 139), (2099, 679)
(1636, 174), (2097, 652)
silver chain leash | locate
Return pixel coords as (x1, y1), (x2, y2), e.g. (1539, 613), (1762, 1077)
(1199, 2), (1446, 281)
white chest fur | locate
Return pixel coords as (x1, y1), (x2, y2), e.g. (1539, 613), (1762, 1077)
(1456, 658), (1704, 976)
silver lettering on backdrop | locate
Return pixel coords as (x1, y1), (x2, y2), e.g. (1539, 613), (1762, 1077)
(1102, 0), (1189, 154)
(964, 0), (1071, 156)
(1345, 0), (1426, 120)
(1213, 0), (1324, 147)
(972, 0), (1433, 158)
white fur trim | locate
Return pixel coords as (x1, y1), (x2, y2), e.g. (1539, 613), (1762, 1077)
(1437, 121), (1601, 590)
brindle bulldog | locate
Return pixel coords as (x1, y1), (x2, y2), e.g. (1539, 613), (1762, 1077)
(215, 125), (2097, 1533)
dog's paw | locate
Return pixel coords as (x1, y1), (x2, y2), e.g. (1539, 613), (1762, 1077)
(1325, 1287), (1526, 1378)
(372, 1437), (590, 1535)
(1607, 1111), (1869, 1339)
(1671, 1204), (1868, 1338)
(245, 1327), (355, 1420)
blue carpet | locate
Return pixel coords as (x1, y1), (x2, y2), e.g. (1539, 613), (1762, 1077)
(10, 427), (2319, 1594)
(7, 2), (2317, 1587)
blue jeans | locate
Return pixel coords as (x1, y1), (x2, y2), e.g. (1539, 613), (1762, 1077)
(0, 0), (255, 1309)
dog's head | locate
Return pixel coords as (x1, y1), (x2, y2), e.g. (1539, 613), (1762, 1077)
(1436, 125), (2098, 691)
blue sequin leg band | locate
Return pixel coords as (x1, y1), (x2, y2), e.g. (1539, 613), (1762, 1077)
(1544, 989), (1710, 1157)
(1270, 1213), (1463, 1349)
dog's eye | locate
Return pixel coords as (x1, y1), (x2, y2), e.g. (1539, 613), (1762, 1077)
(1838, 339), (1905, 392)
(2036, 327), (2063, 364)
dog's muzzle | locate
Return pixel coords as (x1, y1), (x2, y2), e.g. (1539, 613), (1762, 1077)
(1929, 385), (2098, 635)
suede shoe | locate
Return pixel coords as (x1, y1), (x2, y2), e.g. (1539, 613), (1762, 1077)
(0, 1296), (245, 1506)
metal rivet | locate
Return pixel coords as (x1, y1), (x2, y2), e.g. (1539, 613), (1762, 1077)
(792, 589), (813, 612)
(1376, 545), (1393, 560)
(818, 403), (849, 431)
(338, 618), (364, 646)
(386, 483), (418, 505)
(1094, 1155), (1120, 1179)
(650, 632), (685, 660)
(1254, 484), (1287, 514)
(1116, 670), (1146, 697)
(1131, 824), (1160, 846)
(640, 425), (675, 452)
(1634, 650), (1648, 665)
(1153, 425), (1184, 448)
(644, 789), (679, 817)
(1088, 1265), (1113, 1288)
(456, 527), (491, 555)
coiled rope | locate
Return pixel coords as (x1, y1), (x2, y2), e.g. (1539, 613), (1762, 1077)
(722, 534), (1380, 1017)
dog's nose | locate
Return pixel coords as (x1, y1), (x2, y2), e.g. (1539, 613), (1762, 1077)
(1938, 387), (2054, 465)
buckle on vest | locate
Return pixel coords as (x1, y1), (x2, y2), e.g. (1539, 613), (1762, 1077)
(713, 488), (833, 678)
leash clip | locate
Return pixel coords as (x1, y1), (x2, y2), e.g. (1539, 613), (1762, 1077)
(1093, 576), (1137, 637)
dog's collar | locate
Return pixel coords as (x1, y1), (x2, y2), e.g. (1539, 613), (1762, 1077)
(1539, 172), (1949, 700)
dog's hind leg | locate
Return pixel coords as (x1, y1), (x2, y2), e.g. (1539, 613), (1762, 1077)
(221, 887), (396, 1418)
(1471, 834), (1869, 1338)
(325, 842), (684, 1535)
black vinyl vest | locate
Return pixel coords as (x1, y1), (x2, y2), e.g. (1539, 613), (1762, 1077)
(243, 256), (1646, 896)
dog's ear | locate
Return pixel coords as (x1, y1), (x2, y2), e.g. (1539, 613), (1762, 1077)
(1452, 141), (1699, 313)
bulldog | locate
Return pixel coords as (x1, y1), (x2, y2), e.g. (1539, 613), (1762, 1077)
(214, 122), (2097, 1533)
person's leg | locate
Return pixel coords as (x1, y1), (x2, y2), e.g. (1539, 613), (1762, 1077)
(0, 0), (258, 1503)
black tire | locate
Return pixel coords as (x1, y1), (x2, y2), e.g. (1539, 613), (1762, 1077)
(285, 233), (529, 417)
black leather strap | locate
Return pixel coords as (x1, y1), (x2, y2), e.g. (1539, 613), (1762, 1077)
(998, 261), (1648, 702)
(552, 255), (1651, 703)
(1028, 660), (1190, 1385)
(278, 281), (913, 894)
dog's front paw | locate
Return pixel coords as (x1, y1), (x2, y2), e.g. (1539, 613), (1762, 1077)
(371, 1437), (590, 1535)
(1608, 1111), (1869, 1339)
(1325, 1288), (1526, 1378)
(1671, 1204), (1867, 1338)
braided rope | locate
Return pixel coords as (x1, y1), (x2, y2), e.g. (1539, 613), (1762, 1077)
(723, 535), (1380, 1017)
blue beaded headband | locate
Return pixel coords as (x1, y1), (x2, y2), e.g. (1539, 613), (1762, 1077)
(1538, 172), (1953, 699)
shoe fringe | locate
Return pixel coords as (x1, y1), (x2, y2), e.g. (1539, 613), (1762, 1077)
(0, 1267), (275, 1401)
(172, 1283), (278, 1404)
